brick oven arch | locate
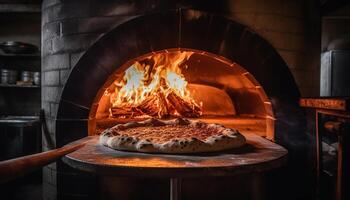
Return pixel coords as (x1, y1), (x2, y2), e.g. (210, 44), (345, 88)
(57, 9), (303, 148)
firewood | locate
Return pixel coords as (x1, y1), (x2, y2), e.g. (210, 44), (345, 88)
(166, 90), (201, 117)
(157, 91), (170, 118)
(110, 107), (142, 118)
(110, 83), (201, 118)
(135, 95), (159, 117)
(110, 107), (132, 116)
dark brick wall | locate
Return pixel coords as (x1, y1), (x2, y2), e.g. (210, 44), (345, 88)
(41, 1), (183, 199)
(41, 0), (318, 199)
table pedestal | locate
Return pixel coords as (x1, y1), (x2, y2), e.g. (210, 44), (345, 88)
(170, 178), (181, 200)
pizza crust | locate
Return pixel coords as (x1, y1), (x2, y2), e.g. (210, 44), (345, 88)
(99, 118), (246, 154)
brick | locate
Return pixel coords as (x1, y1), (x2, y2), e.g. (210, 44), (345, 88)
(42, 101), (51, 120)
(42, 3), (60, 25)
(46, 162), (57, 170)
(89, 1), (138, 16)
(42, 145), (51, 152)
(42, 0), (61, 10)
(61, 16), (131, 36)
(45, 118), (56, 134)
(59, 69), (71, 86)
(43, 70), (60, 86)
(89, 0), (176, 17)
(51, 169), (58, 186)
(299, 87), (319, 97)
(50, 102), (59, 118)
(42, 53), (70, 71)
(42, 118), (56, 149)
(43, 21), (61, 41)
(227, 0), (284, 15)
(70, 51), (85, 68)
(42, 0), (90, 24)
(282, 0), (305, 18)
(226, 13), (257, 28)
(291, 69), (317, 89)
(42, 86), (62, 102)
(43, 167), (56, 186)
(52, 34), (100, 54)
(43, 182), (58, 200)
(260, 30), (306, 51)
(42, 39), (53, 56)
(278, 50), (305, 70)
(254, 14), (304, 34)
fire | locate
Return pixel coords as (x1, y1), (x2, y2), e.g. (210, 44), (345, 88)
(109, 51), (202, 118)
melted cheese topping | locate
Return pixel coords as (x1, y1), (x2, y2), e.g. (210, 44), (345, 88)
(117, 124), (222, 144)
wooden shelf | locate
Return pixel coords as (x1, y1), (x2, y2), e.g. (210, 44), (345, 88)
(0, 52), (40, 58)
(0, 83), (40, 88)
(300, 97), (350, 111)
(0, 116), (40, 127)
(0, 4), (41, 13)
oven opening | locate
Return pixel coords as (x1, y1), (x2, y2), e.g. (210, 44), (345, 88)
(88, 49), (274, 140)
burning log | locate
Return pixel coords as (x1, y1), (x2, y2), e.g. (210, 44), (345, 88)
(110, 107), (143, 118)
(108, 52), (203, 119)
(166, 90), (201, 118)
(135, 92), (172, 118)
(157, 91), (170, 118)
(135, 95), (159, 117)
(110, 93), (170, 118)
(110, 89), (201, 118)
(110, 107), (133, 117)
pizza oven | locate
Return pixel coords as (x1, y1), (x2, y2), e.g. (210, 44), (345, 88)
(41, 1), (312, 200)
(90, 49), (276, 140)
(56, 10), (302, 142)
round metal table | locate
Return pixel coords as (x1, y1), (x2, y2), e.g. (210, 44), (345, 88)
(63, 134), (288, 200)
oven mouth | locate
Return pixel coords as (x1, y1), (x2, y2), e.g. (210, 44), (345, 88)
(88, 48), (274, 140)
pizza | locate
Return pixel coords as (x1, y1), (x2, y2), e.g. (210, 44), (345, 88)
(99, 118), (246, 154)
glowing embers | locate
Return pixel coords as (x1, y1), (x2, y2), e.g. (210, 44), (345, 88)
(109, 51), (202, 118)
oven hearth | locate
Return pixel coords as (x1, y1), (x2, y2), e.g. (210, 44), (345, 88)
(91, 49), (273, 140)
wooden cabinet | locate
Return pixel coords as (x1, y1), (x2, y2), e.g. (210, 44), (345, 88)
(301, 97), (350, 200)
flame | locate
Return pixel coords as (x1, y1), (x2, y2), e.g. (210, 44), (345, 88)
(109, 51), (202, 118)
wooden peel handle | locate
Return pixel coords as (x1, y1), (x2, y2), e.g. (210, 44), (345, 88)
(0, 140), (86, 184)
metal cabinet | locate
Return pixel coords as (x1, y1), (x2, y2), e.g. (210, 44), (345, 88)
(321, 51), (350, 97)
